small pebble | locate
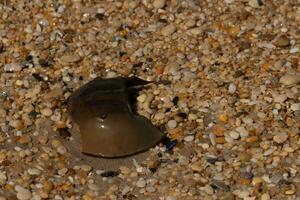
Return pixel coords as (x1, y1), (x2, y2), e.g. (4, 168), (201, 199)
(229, 131), (240, 139)
(28, 168), (42, 176)
(274, 36), (290, 47)
(60, 53), (81, 63)
(153, 0), (166, 9)
(146, 186), (156, 193)
(285, 190), (295, 195)
(161, 24), (176, 36)
(184, 135), (194, 142)
(40, 108), (53, 117)
(4, 63), (22, 72)
(166, 196), (177, 200)
(248, 0), (262, 8)
(279, 74), (300, 85)
(261, 193), (270, 200)
(137, 94), (147, 103)
(236, 127), (249, 138)
(228, 83), (237, 94)
(190, 27), (202, 35)
(17, 188), (32, 200)
(0, 172), (7, 184)
(273, 132), (288, 143)
(56, 146), (67, 155)
(273, 94), (287, 103)
(167, 120), (177, 129)
(81, 165), (92, 172)
(290, 103), (300, 111)
(136, 178), (146, 188)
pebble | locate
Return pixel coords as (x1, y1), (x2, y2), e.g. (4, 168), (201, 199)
(28, 168), (42, 176)
(81, 165), (92, 172)
(252, 177), (263, 185)
(279, 74), (300, 85)
(248, 0), (262, 8)
(228, 83), (237, 94)
(229, 131), (240, 139)
(146, 185), (156, 193)
(236, 127), (249, 138)
(290, 103), (300, 111)
(153, 0), (166, 9)
(166, 196), (177, 200)
(136, 178), (146, 188)
(56, 146), (67, 155)
(190, 162), (202, 173)
(184, 135), (194, 142)
(137, 94), (147, 103)
(0, 172), (7, 184)
(285, 190), (295, 195)
(4, 63), (22, 72)
(161, 24), (176, 36)
(273, 94), (287, 103)
(190, 27), (202, 35)
(261, 193), (270, 200)
(167, 120), (177, 129)
(185, 19), (196, 28)
(40, 108), (53, 117)
(274, 36), (290, 47)
(273, 132), (288, 143)
(60, 53), (81, 63)
(122, 186), (131, 195)
(17, 188), (32, 200)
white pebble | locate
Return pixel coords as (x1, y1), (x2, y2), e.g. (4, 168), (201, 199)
(184, 135), (194, 142)
(228, 83), (237, 94)
(56, 146), (67, 155)
(209, 133), (216, 145)
(161, 24), (176, 36)
(17, 188), (32, 200)
(136, 178), (146, 188)
(167, 120), (177, 129)
(291, 103), (300, 111)
(28, 168), (41, 176)
(153, 0), (166, 9)
(279, 74), (300, 85)
(229, 131), (240, 139)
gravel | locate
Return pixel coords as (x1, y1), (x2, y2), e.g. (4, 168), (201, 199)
(0, 1), (299, 199)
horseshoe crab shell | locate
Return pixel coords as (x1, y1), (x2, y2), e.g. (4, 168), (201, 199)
(68, 77), (163, 158)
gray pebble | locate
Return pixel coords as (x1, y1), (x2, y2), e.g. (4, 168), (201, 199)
(184, 135), (194, 142)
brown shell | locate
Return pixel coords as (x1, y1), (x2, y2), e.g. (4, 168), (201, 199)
(68, 77), (163, 158)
